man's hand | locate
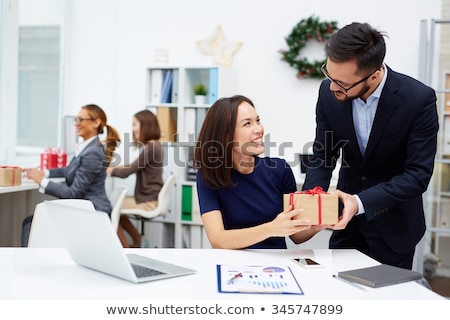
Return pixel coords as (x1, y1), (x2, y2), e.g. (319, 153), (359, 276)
(332, 189), (359, 230)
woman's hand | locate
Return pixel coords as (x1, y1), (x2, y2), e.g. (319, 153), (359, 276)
(23, 168), (44, 185)
(106, 164), (123, 176)
(268, 205), (312, 237)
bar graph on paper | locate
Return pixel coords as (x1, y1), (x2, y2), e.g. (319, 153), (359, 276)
(217, 265), (303, 294)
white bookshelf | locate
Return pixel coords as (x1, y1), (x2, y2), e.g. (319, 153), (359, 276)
(145, 65), (234, 248)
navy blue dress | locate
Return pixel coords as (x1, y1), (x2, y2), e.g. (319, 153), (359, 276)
(196, 157), (297, 249)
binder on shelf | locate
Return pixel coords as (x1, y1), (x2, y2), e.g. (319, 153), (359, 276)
(195, 108), (207, 138)
(162, 194), (176, 222)
(171, 69), (179, 104)
(444, 115), (450, 155)
(191, 184), (202, 224)
(181, 185), (193, 221)
(160, 69), (173, 103)
(183, 108), (196, 142)
(437, 197), (450, 227)
(181, 184), (201, 223)
(189, 225), (203, 249)
(186, 146), (198, 181)
(150, 69), (163, 104)
(208, 67), (219, 104)
(157, 107), (177, 142)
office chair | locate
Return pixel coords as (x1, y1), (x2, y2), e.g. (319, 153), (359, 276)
(108, 185), (129, 232)
(120, 175), (176, 236)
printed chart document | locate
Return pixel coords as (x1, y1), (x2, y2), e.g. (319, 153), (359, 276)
(217, 265), (303, 295)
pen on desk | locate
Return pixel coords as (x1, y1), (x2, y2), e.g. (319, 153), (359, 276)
(332, 274), (367, 291)
(227, 272), (242, 284)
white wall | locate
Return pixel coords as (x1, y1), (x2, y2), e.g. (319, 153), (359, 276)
(61, 0), (442, 176)
(19, 0), (61, 25)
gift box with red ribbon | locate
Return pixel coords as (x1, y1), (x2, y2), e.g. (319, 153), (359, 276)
(0, 166), (22, 186)
(283, 186), (338, 225)
(40, 147), (67, 170)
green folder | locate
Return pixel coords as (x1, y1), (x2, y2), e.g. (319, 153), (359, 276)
(181, 185), (192, 221)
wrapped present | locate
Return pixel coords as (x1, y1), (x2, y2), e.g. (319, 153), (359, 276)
(0, 166), (22, 186)
(40, 147), (67, 170)
(283, 186), (338, 225)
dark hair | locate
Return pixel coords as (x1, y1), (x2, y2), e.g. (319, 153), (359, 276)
(194, 95), (254, 189)
(82, 104), (121, 164)
(133, 109), (161, 145)
(325, 22), (387, 75)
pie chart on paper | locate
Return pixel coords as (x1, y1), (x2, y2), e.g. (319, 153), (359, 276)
(262, 267), (285, 273)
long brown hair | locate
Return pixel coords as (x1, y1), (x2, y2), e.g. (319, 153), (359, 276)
(82, 104), (121, 164)
(133, 109), (161, 145)
(194, 95), (254, 189)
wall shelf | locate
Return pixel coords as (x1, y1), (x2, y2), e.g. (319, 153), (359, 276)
(144, 65), (234, 248)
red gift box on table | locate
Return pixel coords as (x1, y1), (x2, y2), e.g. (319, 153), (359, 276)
(40, 147), (67, 170)
(0, 166), (22, 186)
(283, 186), (338, 225)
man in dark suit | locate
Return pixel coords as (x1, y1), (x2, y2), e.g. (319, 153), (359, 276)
(302, 22), (439, 269)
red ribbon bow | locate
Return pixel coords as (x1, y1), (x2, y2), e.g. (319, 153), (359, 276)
(44, 147), (54, 154)
(289, 186), (327, 225)
(44, 147), (65, 155)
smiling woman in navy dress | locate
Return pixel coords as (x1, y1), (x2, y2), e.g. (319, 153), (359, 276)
(195, 95), (327, 249)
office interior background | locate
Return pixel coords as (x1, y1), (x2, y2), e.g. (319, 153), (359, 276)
(1, 0), (450, 296)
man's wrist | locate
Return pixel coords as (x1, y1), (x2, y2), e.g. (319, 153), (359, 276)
(354, 194), (365, 215)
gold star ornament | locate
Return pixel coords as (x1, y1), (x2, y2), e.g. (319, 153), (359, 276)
(196, 25), (243, 67)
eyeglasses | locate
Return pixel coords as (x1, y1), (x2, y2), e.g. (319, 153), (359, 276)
(321, 63), (379, 93)
(74, 117), (94, 124)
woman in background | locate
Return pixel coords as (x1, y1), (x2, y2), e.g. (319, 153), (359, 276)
(107, 110), (163, 248)
(194, 95), (327, 249)
(22, 104), (121, 246)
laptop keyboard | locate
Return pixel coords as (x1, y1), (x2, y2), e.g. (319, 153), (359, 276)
(131, 263), (166, 278)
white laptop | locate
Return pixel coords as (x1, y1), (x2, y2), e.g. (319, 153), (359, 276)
(44, 201), (196, 283)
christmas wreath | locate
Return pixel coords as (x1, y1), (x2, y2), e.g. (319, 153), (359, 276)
(280, 16), (338, 79)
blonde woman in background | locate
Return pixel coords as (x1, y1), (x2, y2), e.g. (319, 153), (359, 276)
(22, 104), (121, 246)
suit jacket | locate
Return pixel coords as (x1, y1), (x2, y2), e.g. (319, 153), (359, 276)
(45, 137), (112, 214)
(303, 66), (439, 254)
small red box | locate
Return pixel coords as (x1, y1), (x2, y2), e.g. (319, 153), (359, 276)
(40, 148), (67, 170)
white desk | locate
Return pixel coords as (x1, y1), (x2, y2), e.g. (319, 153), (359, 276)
(0, 247), (444, 300)
(0, 178), (66, 195)
(0, 180), (40, 194)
